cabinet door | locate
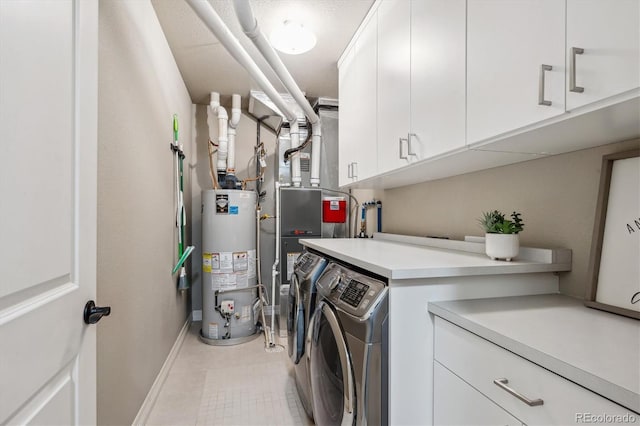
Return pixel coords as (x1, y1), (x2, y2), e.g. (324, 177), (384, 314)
(434, 362), (522, 426)
(377, 0), (411, 174)
(467, 0), (565, 145)
(410, 0), (466, 160)
(338, 46), (357, 187)
(566, 0), (640, 110)
(352, 13), (378, 182)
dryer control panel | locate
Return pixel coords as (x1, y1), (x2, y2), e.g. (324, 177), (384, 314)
(294, 251), (327, 279)
(316, 263), (387, 319)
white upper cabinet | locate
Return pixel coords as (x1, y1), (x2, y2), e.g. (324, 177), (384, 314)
(338, 13), (378, 186)
(467, 0), (566, 145)
(377, 0), (411, 174)
(566, 0), (640, 110)
(338, 46), (357, 188)
(410, 0), (466, 159)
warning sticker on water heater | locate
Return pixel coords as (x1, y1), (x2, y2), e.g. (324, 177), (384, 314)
(212, 273), (236, 290)
(233, 252), (248, 272)
(247, 249), (256, 279)
(208, 323), (219, 339)
(235, 272), (248, 288)
(218, 252), (234, 272)
(202, 253), (212, 273)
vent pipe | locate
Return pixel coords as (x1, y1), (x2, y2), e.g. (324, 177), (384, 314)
(209, 92), (228, 174)
(185, 0), (302, 186)
(227, 93), (242, 175)
(233, 0), (321, 187)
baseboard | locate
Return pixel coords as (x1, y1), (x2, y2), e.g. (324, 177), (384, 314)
(192, 309), (202, 321)
(132, 318), (191, 426)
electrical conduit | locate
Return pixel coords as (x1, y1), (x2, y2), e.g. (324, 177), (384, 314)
(233, 0), (322, 187)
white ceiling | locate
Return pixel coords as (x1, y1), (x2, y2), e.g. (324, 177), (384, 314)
(151, 0), (374, 105)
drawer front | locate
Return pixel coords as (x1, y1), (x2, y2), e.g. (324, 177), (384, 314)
(435, 361), (522, 426)
(434, 317), (637, 425)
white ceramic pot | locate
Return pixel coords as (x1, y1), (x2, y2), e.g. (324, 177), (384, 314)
(485, 233), (519, 261)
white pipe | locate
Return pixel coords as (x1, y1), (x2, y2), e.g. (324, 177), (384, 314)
(209, 92), (228, 173)
(233, 0), (322, 186)
(226, 94), (242, 174)
(186, 0), (298, 124)
(270, 181), (281, 345)
(290, 121), (302, 187)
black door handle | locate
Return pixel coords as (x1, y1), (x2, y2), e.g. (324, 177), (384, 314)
(84, 300), (111, 324)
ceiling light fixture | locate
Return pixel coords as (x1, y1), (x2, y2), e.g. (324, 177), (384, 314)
(269, 20), (316, 55)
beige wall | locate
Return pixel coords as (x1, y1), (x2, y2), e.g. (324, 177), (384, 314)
(383, 139), (640, 298)
(97, 1), (193, 424)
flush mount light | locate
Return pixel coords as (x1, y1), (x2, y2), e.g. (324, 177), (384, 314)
(269, 20), (316, 55)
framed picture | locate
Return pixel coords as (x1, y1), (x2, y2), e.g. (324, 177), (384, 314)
(585, 149), (640, 319)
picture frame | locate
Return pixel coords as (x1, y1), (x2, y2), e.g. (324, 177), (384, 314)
(585, 149), (640, 319)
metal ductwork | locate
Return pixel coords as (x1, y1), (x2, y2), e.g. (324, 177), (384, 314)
(248, 90), (306, 134)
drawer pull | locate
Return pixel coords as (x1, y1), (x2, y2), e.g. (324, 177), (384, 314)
(493, 378), (544, 407)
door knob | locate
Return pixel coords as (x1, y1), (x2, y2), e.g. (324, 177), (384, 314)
(83, 300), (111, 324)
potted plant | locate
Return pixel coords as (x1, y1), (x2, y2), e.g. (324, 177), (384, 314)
(478, 210), (524, 261)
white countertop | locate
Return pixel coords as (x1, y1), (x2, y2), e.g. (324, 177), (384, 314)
(299, 234), (571, 280)
(428, 294), (640, 413)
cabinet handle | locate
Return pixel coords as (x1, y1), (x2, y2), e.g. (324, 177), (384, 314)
(351, 162), (358, 179)
(407, 133), (417, 156)
(347, 163), (352, 178)
(493, 378), (544, 407)
(570, 47), (585, 93)
(538, 64), (553, 106)
(399, 137), (408, 159)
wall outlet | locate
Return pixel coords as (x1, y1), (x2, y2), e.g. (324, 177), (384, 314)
(220, 300), (234, 314)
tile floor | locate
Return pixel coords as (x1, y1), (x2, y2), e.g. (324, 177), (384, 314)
(146, 322), (313, 426)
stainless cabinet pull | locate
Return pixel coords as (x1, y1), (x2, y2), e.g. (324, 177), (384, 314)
(399, 137), (408, 159)
(493, 378), (544, 407)
(351, 162), (358, 179)
(570, 47), (585, 93)
(347, 163), (352, 178)
(538, 64), (553, 106)
(407, 133), (417, 156)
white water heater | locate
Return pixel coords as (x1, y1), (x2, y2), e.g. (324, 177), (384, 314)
(201, 189), (259, 345)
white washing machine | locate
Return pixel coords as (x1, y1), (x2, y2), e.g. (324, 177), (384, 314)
(287, 251), (327, 419)
(308, 262), (389, 426)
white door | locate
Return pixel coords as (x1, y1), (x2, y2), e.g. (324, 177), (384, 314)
(0, 1), (99, 424)
(338, 46), (357, 187)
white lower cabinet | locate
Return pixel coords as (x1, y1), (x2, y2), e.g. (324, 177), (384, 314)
(434, 361), (522, 426)
(434, 318), (638, 425)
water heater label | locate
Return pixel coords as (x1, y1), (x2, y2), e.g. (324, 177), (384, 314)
(202, 253), (212, 273)
(229, 206), (239, 215)
(208, 323), (219, 339)
(287, 252), (301, 281)
(247, 249), (256, 279)
(212, 273), (236, 290)
(241, 305), (251, 322)
(236, 272), (248, 288)
(233, 252), (248, 272)
(218, 252), (233, 272)
(215, 194), (229, 214)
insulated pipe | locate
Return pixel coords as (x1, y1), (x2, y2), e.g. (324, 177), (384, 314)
(185, 0), (298, 126)
(290, 121), (302, 187)
(209, 92), (229, 173)
(233, 0), (321, 186)
(227, 94), (242, 175)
